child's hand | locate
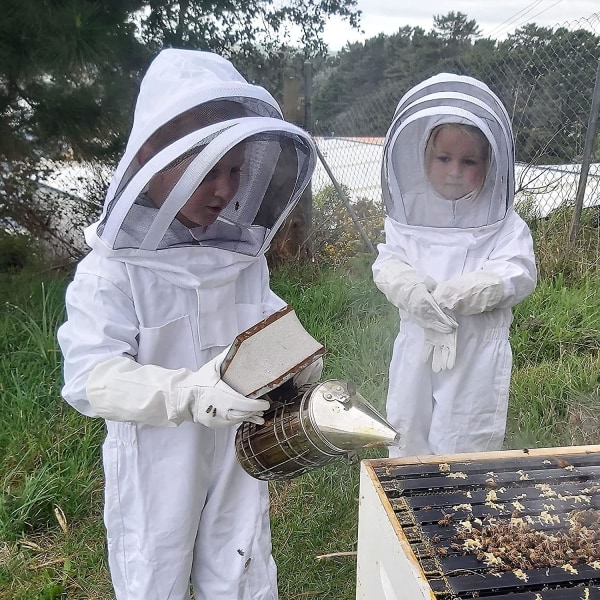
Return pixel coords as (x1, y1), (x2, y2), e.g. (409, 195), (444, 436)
(422, 327), (457, 373)
(85, 348), (270, 428)
(406, 284), (458, 332)
(183, 347), (270, 427)
(373, 260), (457, 332)
(433, 272), (504, 315)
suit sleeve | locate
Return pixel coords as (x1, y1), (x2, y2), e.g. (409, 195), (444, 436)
(57, 266), (140, 418)
(482, 212), (537, 309)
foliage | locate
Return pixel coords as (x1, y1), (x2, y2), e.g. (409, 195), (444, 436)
(1, 160), (104, 261)
(0, 0), (147, 163)
(0, 0), (147, 263)
(140, 0), (360, 59)
(433, 11), (481, 40)
(0, 231), (38, 272)
(526, 206), (600, 282)
(1, 0), (360, 165)
(310, 185), (384, 264)
(477, 25), (600, 164)
(1, 0), (360, 261)
(312, 12), (483, 136)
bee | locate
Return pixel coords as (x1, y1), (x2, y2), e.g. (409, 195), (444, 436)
(234, 201), (240, 211)
(506, 549), (524, 564)
(436, 546), (448, 556)
(438, 512), (454, 527)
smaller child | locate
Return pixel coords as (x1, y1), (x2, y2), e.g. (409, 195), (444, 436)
(373, 73), (537, 457)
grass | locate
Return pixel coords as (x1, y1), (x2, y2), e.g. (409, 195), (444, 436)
(0, 225), (599, 598)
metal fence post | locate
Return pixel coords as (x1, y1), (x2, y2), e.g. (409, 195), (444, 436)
(304, 60), (314, 247)
(570, 57), (600, 243)
(304, 60), (313, 133)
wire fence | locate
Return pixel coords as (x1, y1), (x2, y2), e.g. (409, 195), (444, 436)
(27, 13), (600, 264)
(311, 13), (600, 251)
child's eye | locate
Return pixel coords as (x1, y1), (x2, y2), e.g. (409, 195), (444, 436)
(463, 159), (478, 166)
(437, 155), (450, 163)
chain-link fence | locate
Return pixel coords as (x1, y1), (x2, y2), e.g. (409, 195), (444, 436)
(311, 13), (600, 250)
(26, 14), (600, 263)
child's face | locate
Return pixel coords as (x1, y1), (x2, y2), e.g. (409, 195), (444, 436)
(426, 127), (488, 200)
(148, 145), (245, 227)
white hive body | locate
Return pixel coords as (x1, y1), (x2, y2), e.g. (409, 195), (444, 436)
(356, 446), (600, 600)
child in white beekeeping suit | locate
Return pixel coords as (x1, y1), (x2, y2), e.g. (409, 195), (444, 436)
(57, 49), (321, 600)
(373, 73), (537, 458)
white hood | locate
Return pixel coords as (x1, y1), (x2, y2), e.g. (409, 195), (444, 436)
(382, 73), (515, 229)
(88, 49), (316, 263)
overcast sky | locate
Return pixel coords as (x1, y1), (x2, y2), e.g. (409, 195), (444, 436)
(322, 0), (599, 50)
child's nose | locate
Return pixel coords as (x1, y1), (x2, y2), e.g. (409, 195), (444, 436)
(448, 161), (462, 176)
(214, 174), (236, 201)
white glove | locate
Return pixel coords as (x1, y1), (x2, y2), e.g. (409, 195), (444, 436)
(373, 260), (457, 333)
(86, 347), (269, 428)
(433, 272), (504, 315)
(422, 328), (457, 373)
(292, 356), (324, 388)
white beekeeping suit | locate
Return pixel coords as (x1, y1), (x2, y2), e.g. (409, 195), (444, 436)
(57, 49), (316, 600)
(373, 73), (536, 457)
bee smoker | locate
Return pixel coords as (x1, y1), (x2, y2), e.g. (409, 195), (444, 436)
(235, 378), (401, 481)
(221, 304), (401, 481)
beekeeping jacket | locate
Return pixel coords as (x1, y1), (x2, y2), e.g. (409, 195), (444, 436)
(57, 49), (316, 600)
(373, 73), (536, 458)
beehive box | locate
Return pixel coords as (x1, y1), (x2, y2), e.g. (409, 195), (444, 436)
(356, 445), (600, 600)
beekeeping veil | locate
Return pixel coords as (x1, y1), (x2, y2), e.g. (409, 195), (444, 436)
(382, 73), (514, 229)
(89, 49), (316, 257)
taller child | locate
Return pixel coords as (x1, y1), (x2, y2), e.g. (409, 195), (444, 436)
(373, 73), (537, 458)
(58, 49), (318, 600)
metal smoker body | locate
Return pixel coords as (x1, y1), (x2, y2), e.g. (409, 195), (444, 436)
(235, 379), (400, 481)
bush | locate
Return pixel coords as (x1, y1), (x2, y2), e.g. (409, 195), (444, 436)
(310, 185), (384, 265)
(522, 206), (600, 283)
(0, 232), (38, 272)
